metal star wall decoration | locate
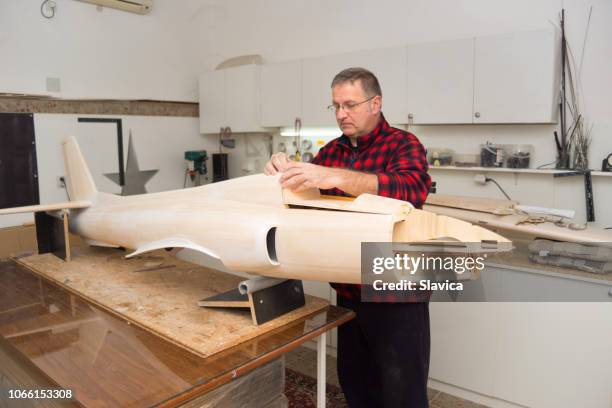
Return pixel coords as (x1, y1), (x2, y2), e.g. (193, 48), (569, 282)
(104, 133), (158, 196)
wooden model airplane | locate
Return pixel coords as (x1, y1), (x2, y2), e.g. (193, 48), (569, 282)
(0, 137), (513, 283)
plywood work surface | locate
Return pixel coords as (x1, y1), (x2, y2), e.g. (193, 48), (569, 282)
(15, 246), (329, 358)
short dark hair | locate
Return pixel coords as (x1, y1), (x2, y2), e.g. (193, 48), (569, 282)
(331, 67), (382, 97)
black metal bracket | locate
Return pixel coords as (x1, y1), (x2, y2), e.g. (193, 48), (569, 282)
(198, 279), (306, 325)
(35, 211), (71, 261)
(553, 170), (595, 222)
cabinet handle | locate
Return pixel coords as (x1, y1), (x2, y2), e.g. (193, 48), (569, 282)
(474, 112), (481, 118)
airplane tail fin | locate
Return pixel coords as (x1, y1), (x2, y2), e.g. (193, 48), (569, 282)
(62, 137), (97, 202)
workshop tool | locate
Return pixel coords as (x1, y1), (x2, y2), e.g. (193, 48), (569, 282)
(184, 150), (208, 187)
(219, 126), (236, 149)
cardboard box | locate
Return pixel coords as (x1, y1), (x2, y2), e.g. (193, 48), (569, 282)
(0, 225), (38, 259)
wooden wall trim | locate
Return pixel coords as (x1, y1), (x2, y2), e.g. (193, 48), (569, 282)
(0, 96), (198, 117)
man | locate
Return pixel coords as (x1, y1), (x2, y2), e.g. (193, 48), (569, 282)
(264, 67), (432, 407)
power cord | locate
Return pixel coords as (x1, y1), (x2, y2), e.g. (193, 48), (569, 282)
(474, 174), (512, 201)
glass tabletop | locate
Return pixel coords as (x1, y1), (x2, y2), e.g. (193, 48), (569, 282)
(0, 260), (354, 407)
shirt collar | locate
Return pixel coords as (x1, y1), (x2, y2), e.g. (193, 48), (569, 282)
(337, 113), (390, 152)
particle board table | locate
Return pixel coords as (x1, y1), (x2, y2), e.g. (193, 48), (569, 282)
(0, 249), (354, 407)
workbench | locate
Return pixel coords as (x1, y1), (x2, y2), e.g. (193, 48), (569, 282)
(0, 247), (354, 407)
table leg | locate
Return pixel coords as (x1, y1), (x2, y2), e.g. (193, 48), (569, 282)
(317, 332), (327, 407)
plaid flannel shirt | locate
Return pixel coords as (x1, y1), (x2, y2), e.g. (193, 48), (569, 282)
(311, 114), (432, 303)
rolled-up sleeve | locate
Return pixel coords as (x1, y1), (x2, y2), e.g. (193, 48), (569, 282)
(376, 137), (431, 208)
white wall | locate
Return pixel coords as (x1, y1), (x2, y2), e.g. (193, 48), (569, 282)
(0, 0), (200, 101)
(0, 114), (215, 228)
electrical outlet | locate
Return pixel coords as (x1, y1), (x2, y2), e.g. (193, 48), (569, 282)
(57, 176), (66, 189)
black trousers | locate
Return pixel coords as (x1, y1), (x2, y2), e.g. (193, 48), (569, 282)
(337, 297), (431, 408)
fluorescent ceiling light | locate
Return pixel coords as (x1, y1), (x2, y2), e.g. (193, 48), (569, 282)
(280, 127), (342, 137)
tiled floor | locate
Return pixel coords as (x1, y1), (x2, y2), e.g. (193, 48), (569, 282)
(285, 345), (489, 408)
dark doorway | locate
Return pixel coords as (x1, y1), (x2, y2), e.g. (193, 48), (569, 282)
(0, 113), (39, 209)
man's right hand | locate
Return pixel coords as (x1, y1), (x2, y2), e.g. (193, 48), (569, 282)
(264, 152), (291, 175)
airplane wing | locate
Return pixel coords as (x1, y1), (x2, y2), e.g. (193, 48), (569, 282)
(0, 201), (92, 215)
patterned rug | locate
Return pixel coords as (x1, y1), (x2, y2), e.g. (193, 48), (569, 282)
(285, 368), (348, 408)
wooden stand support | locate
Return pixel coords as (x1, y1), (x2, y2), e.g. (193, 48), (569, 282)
(34, 211), (71, 261)
(198, 279), (306, 325)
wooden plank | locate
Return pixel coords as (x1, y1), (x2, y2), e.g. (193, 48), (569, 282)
(423, 204), (612, 246)
(198, 288), (251, 308)
(14, 246), (329, 359)
(63, 212), (71, 262)
(425, 194), (517, 214)
(0, 201), (91, 215)
(282, 187), (412, 215)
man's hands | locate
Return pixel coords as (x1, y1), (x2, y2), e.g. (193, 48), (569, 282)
(263, 152), (339, 191)
(264, 152), (291, 175)
(263, 152), (378, 196)
(279, 161), (343, 192)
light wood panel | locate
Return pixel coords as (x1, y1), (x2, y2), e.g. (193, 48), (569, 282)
(424, 204), (612, 246)
(0, 201), (90, 215)
(425, 194), (516, 214)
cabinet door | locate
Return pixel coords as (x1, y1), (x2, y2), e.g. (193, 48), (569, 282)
(429, 302), (499, 396)
(261, 61), (301, 127)
(301, 47), (407, 127)
(301, 54), (353, 127)
(225, 65), (263, 132)
(406, 38), (474, 124)
(199, 70), (225, 134)
(355, 47), (407, 125)
(494, 302), (612, 408)
(474, 29), (559, 124)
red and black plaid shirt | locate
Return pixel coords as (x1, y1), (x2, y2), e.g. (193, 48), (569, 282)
(311, 114), (432, 302)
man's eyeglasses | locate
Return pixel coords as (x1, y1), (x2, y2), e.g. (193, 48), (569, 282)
(327, 96), (376, 113)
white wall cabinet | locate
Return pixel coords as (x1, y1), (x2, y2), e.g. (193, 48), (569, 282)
(199, 70), (225, 134)
(430, 265), (612, 407)
(301, 47), (407, 127)
(473, 29), (560, 124)
(406, 38), (475, 124)
(260, 61), (302, 128)
(429, 302), (499, 396)
(202, 29), (560, 133)
(407, 29), (559, 125)
(301, 53), (360, 127)
(199, 64), (264, 134)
